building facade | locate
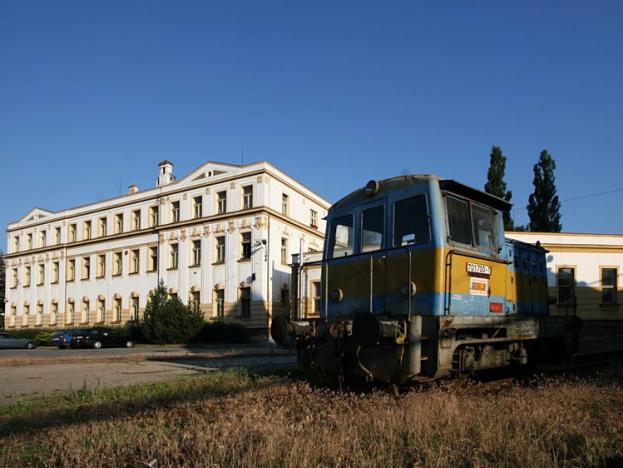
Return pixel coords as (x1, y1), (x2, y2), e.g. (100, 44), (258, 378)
(3, 161), (329, 335)
(506, 232), (622, 321)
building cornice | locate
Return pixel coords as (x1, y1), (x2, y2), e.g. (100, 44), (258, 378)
(7, 166), (331, 232)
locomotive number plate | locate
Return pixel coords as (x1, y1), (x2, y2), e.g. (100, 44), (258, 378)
(466, 263), (492, 276)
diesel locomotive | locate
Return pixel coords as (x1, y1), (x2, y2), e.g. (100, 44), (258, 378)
(279, 175), (581, 384)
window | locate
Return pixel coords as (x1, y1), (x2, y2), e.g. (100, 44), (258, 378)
(446, 195), (497, 249)
(115, 214), (124, 234)
(52, 262), (59, 283)
(216, 236), (225, 263)
(215, 289), (225, 318)
(113, 298), (122, 322)
(169, 243), (179, 269)
(446, 196), (471, 245)
(24, 266), (31, 286)
(190, 291), (200, 309)
(82, 257), (91, 280)
(557, 267), (575, 306)
(97, 254), (106, 278)
(312, 282), (322, 314)
(191, 240), (201, 266)
(130, 249), (140, 274)
(37, 264), (45, 285)
(132, 210), (141, 230)
(36, 304), (43, 324)
(83, 220), (92, 240)
(241, 232), (251, 260)
(361, 205), (384, 253)
(40, 230), (47, 247)
(310, 209), (318, 228)
(148, 247), (158, 272)
(113, 252), (122, 276)
(471, 204), (496, 249)
(282, 194), (289, 216)
(67, 302), (75, 324)
(26, 233), (33, 249)
(217, 191), (227, 214)
(394, 195), (430, 246)
(51, 303), (58, 324)
(97, 299), (105, 322)
(54, 227), (61, 245)
(240, 287), (251, 318)
(68, 224), (77, 242)
(193, 196), (203, 218)
(82, 299), (89, 323)
(602, 268), (618, 304)
(24, 304), (30, 317)
(242, 186), (253, 210)
(281, 237), (288, 264)
(67, 259), (75, 281)
(328, 215), (354, 258)
(11, 268), (18, 288)
(149, 206), (159, 227)
(131, 296), (139, 321)
(171, 201), (180, 223)
(13, 235), (19, 252)
(98, 217), (107, 237)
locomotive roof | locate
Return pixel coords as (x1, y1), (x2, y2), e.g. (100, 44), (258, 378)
(330, 174), (512, 213)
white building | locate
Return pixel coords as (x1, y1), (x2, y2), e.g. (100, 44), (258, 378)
(4, 160), (329, 336)
(506, 232), (622, 321)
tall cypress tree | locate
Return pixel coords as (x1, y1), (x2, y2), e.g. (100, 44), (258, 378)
(484, 145), (514, 230)
(527, 150), (562, 232)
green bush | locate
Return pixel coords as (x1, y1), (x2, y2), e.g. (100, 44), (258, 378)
(33, 330), (57, 346)
(140, 281), (205, 344)
(191, 320), (251, 344)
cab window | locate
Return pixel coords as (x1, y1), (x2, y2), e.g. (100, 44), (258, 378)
(446, 196), (471, 245)
(328, 215), (354, 258)
(471, 204), (495, 248)
(446, 195), (497, 249)
(361, 205), (384, 252)
(393, 195), (430, 246)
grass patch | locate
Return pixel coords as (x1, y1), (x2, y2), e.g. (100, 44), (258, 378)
(1, 366), (623, 466)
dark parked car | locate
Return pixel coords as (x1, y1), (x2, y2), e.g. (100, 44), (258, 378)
(50, 329), (84, 349)
(72, 328), (134, 349)
(0, 332), (36, 349)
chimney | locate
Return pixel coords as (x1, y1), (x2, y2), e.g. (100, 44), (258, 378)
(128, 184), (139, 195)
(158, 160), (174, 186)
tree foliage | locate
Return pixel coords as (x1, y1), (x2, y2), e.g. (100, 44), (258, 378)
(140, 280), (205, 344)
(484, 145), (514, 230)
(527, 150), (562, 232)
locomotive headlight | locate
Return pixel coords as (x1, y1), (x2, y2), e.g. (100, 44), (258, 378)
(401, 281), (417, 297)
(330, 288), (344, 303)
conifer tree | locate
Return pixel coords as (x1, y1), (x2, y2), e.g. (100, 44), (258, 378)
(527, 150), (562, 232)
(484, 145), (514, 230)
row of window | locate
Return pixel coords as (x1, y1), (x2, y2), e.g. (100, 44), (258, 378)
(9, 235), (291, 287)
(6, 288), (252, 322)
(11, 189), (320, 253)
(327, 193), (498, 260)
(557, 267), (620, 305)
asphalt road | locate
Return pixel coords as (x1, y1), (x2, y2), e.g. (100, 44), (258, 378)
(0, 344), (277, 358)
(0, 354), (297, 406)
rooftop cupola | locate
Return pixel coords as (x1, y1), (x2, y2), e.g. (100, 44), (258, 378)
(158, 160), (175, 186)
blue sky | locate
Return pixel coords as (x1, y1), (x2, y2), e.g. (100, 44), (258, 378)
(2, 1), (623, 251)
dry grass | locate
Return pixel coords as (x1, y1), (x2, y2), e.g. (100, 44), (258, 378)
(1, 366), (622, 467)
